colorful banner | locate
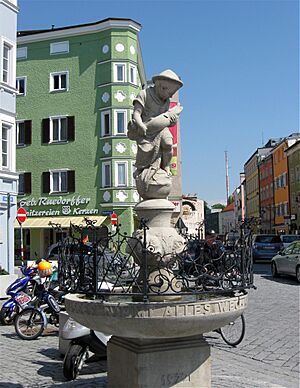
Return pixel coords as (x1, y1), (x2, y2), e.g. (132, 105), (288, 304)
(169, 101), (178, 176)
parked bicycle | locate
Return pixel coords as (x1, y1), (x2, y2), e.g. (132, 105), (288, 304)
(214, 314), (246, 346)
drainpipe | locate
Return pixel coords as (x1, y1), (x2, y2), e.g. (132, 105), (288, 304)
(7, 193), (10, 273)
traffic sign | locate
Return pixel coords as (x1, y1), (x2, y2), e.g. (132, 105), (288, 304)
(17, 207), (27, 223)
(111, 212), (117, 225)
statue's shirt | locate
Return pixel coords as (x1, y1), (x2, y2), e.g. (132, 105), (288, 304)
(134, 87), (170, 124)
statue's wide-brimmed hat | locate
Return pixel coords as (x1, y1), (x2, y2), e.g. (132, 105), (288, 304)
(152, 69), (183, 88)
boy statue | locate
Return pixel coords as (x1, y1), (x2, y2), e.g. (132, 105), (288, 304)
(127, 69), (183, 199)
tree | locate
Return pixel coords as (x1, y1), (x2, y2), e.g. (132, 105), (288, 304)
(211, 203), (225, 210)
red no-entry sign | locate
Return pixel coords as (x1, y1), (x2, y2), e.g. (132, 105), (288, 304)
(17, 207), (27, 223)
(111, 212), (117, 225)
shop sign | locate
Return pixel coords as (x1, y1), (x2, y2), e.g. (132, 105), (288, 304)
(19, 195), (91, 208)
(18, 195), (99, 217)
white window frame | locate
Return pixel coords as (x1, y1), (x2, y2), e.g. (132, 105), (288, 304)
(1, 123), (11, 169)
(49, 116), (68, 143)
(16, 121), (25, 146)
(114, 109), (127, 135)
(50, 41), (69, 55)
(50, 71), (69, 92)
(113, 63), (126, 82)
(16, 76), (27, 95)
(17, 47), (27, 60)
(129, 64), (137, 85)
(102, 161), (111, 188)
(1, 39), (15, 86)
(131, 161), (136, 187)
(50, 169), (68, 193)
(101, 110), (111, 136)
(115, 161), (128, 187)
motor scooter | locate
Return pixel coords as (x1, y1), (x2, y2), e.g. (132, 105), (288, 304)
(62, 316), (111, 381)
(0, 265), (40, 325)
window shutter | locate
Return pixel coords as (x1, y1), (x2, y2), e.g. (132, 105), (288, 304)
(24, 120), (32, 145)
(67, 116), (75, 141)
(42, 119), (50, 143)
(24, 172), (32, 194)
(42, 172), (50, 193)
(67, 170), (75, 192)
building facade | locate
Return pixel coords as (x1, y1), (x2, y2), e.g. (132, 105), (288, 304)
(15, 18), (147, 259)
(219, 202), (235, 235)
(272, 134), (300, 234)
(258, 152), (274, 233)
(0, 0), (19, 273)
(181, 195), (205, 237)
(285, 140), (300, 234)
(233, 172), (246, 227)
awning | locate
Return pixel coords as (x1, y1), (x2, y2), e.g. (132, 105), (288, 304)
(14, 216), (107, 229)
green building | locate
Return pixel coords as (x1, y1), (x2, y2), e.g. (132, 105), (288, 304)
(15, 18), (146, 259)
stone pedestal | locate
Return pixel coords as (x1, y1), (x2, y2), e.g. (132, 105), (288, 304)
(107, 335), (211, 388)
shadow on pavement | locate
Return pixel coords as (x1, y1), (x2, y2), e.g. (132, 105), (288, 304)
(253, 263), (271, 274)
(1, 332), (22, 340)
(0, 384), (23, 388)
(261, 274), (300, 286)
(34, 347), (107, 383)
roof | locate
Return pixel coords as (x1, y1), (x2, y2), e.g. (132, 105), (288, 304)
(222, 202), (234, 212)
(17, 17), (142, 37)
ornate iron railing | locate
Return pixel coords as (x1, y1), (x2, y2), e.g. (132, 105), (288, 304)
(56, 218), (254, 301)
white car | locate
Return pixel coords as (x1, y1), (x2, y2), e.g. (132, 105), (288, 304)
(271, 241), (300, 283)
(280, 234), (300, 249)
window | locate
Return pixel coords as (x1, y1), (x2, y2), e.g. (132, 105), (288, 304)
(115, 161), (128, 187)
(101, 110), (111, 136)
(50, 41), (69, 55)
(114, 110), (127, 135)
(42, 170), (75, 193)
(114, 63), (126, 82)
(2, 43), (12, 84)
(18, 172), (31, 195)
(17, 47), (27, 60)
(52, 171), (67, 192)
(102, 162), (111, 187)
(16, 77), (26, 95)
(129, 65), (137, 84)
(51, 117), (67, 142)
(1, 124), (10, 168)
(42, 116), (75, 143)
(16, 121), (32, 146)
(50, 72), (68, 92)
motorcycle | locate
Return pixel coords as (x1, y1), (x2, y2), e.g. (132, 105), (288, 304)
(14, 264), (64, 340)
(62, 316), (110, 381)
(0, 265), (40, 325)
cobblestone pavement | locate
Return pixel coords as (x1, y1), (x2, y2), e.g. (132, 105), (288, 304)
(0, 264), (299, 387)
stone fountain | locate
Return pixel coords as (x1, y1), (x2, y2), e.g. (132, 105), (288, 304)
(64, 70), (248, 387)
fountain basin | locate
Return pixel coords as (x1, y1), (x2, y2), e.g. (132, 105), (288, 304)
(65, 292), (248, 339)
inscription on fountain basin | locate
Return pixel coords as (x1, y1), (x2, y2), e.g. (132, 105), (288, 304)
(99, 296), (247, 319)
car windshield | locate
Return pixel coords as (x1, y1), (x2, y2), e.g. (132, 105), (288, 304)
(282, 235), (300, 243)
(255, 235), (281, 243)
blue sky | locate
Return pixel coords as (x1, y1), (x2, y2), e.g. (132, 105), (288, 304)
(17, 0), (299, 206)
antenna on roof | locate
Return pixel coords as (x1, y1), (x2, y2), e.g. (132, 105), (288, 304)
(261, 129), (264, 146)
(225, 150), (229, 204)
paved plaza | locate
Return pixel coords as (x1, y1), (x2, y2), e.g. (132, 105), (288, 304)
(0, 264), (299, 387)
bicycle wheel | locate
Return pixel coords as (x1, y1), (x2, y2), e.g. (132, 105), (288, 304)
(14, 308), (44, 340)
(219, 314), (245, 346)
